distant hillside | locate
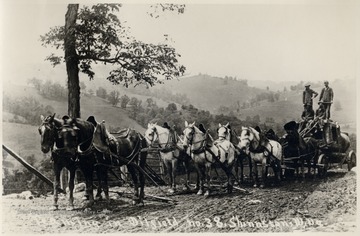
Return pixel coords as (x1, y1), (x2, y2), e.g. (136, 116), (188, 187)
(237, 78), (356, 133)
(153, 74), (264, 113)
(153, 75), (356, 133)
(3, 83), (145, 132)
(2, 83), (146, 164)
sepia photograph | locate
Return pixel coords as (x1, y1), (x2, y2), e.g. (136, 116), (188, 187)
(1, 0), (358, 234)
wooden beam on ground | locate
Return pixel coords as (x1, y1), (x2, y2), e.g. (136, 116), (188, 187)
(2, 144), (65, 193)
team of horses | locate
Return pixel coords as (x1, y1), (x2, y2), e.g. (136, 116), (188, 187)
(39, 114), (351, 210)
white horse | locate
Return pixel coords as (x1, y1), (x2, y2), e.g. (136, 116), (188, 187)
(217, 123), (251, 184)
(182, 121), (236, 196)
(145, 123), (192, 193)
(237, 126), (283, 188)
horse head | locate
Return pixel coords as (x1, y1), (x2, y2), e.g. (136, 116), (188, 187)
(56, 116), (81, 156)
(145, 123), (158, 146)
(38, 114), (58, 153)
(182, 121), (196, 149)
(217, 123), (231, 140)
(237, 126), (262, 152)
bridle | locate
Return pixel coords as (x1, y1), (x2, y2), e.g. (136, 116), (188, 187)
(183, 126), (207, 153)
(38, 119), (58, 150)
(217, 125), (229, 139)
(38, 116), (79, 156)
(146, 125), (173, 150)
(241, 127), (260, 152)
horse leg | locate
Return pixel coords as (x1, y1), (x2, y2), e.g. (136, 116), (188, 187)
(171, 159), (177, 193)
(240, 157), (245, 184)
(312, 154), (318, 179)
(252, 159), (259, 188)
(183, 159), (191, 190)
(52, 163), (61, 210)
(248, 155), (254, 186)
(306, 157), (312, 177)
(234, 158), (239, 184)
(66, 168), (76, 211)
(226, 167), (234, 194)
(79, 160), (95, 208)
(138, 152), (146, 206)
(164, 160), (174, 193)
(195, 163), (204, 195)
(204, 164), (211, 197)
(300, 157), (305, 181)
(99, 165), (110, 203)
(95, 166), (103, 201)
(127, 165), (140, 205)
(260, 159), (267, 188)
(84, 171), (94, 207)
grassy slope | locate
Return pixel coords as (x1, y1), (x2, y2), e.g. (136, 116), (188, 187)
(154, 75), (356, 133)
(2, 77), (356, 164)
(2, 84), (145, 164)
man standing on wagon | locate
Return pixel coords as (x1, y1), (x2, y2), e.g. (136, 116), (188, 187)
(319, 80), (334, 121)
(303, 84), (318, 110)
(302, 83), (318, 119)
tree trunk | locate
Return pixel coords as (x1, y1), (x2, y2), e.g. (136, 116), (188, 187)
(64, 4), (80, 118)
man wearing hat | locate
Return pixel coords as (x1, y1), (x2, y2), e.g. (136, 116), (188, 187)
(302, 83), (318, 118)
(319, 80), (334, 120)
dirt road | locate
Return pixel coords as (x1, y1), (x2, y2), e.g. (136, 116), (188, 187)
(1, 169), (356, 233)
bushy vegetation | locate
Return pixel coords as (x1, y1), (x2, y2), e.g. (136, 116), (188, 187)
(2, 154), (52, 195)
(3, 95), (55, 125)
(28, 78), (67, 100)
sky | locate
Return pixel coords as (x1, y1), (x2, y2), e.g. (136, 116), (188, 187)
(0, 0), (359, 86)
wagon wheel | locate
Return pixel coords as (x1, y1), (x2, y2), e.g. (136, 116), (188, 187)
(347, 150), (356, 171)
(318, 154), (329, 178)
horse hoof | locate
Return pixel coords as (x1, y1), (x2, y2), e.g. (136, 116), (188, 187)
(253, 184), (258, 188)
(66, 206), (75, 211)
(260, 184), (265, 189)
(184, 185), (191, 191)
(197, 190), (203, 195)
(95, 195), (102, 201)
(82, 201), (94, 208)
(51, 206), (59, 211)
(132, 199), (144, 206)
(204, 191), (210, 197)
(168, 188), (175, 194)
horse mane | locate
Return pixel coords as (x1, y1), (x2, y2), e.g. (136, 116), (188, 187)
(52, 117), (64, 128)
(193, 125), (203, 134)
(74, 118), (95, 142)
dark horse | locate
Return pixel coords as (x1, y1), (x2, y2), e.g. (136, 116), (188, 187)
(282, 121), (319, 180)
(38, 114), (78, 210)
(73, 117), (148, 205)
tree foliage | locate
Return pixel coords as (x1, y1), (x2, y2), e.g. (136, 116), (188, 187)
(28, 78), (67, 100)
(40, 4), (186, 88)
(147, 4), (185, 18)
(96, 86), (107, 99)
(108, 90), (120, 106)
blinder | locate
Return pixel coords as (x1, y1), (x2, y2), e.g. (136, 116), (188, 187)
(59, 124), (79, 138)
